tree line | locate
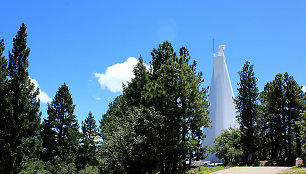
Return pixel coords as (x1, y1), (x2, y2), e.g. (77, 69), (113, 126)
(0, 24), (211, 173)
(1, 23), (305, 173)
(212, 61), (305, 165)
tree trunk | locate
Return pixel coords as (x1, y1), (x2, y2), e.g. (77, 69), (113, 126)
(295, 125), (302, 156)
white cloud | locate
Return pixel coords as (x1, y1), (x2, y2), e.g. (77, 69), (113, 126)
(302, 86), (306, 93)
(30, 78), (52, 103)
(95, 97), (101, 101)
(94, 57), (148, 93)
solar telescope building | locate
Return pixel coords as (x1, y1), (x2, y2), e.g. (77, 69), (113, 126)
(203, 45), (237, 163)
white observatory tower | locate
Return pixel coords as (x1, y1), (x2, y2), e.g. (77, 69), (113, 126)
(204, 45), (237, 162)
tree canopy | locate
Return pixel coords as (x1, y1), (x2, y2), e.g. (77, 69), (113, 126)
(0, 23), (305, 173)
(0, 24), (41, 173)
(100, 42), (210, 173)
(235, 61), (259, 162)
(41, 83), (80, 168)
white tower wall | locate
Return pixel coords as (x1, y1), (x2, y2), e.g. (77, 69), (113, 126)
(203, 45), (237, 162)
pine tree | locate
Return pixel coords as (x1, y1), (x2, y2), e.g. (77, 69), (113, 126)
(0, 37), (7, 101)
(77, 112), (98, 169)
(260, 74), (285, 159)
(145, 42), (210, 173)
(235, 61), (259, 162)
(124, 56), (149, 106)
(260, 73), (305, 159)
(295, 110), (306, 156)
(101, 57), (163, 173)
(101, 42), (210, 173)
(101, 105), (163, 174)
(41, 83), (80, 165)
(150, 41), (175, 80)
(1, 23), (42, 173)
(283, 73), (305, 157)
(0, 37), (10, 173)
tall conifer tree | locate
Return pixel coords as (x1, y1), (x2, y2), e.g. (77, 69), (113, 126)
(0, 37), (7, 102)
(235, 61), (259, 162)
(0, 37), (10, 173)
(260, 73), (305, 159)
(41, 83), (80, 165)
(124, 56), (148, 106)
(283, 73), (305, 157)
(101, 57), (163, 173)
(101, 45), (210, 173)
(3, 23), (41, 173)
(145, 42), (210, 173)
(260, 74), (285, 159)
(77, 112), (98, 169)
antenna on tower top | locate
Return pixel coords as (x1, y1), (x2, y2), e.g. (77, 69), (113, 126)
(213, 38), (215, 56)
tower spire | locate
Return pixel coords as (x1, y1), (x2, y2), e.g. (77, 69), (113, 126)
(213, 38), (215, 56)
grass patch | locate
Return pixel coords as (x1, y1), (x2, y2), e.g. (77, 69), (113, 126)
(282, 169), (306, 174)
(283, 165), (306, 174)
(185, 166), (229, 174)
(291, 164), (306, 169)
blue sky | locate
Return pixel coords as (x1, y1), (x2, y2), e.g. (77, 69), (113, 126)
(1, 0), (306, 124)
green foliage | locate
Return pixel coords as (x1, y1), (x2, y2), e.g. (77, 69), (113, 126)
(235, 61), (259, 162)
(41, 83), (80, 165)
(186, 166), (230, 174)
(78, 165), (99, 174)
(45, 157), (77, 174)
(2, 23), (306, 171)
(101, 42), (210, 173)
(145, 43), (210, 173)
(0, 37), (7, 97)
(20, 158), (47, 174)
(210, 128), (243, 164)
(0, 36), (9, 173)
(124, 56), (149, 107)
(295, 110), (306, 156)
(101, 105), (163, 173)
(100, 56), (162, 173)
(260, 74), (285, 159)
(76, 112), (99, 170)
(260, 73), (305, 159)
(0, 23), (42, 173)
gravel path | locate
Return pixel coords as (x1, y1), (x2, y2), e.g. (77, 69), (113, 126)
(210, 167), (290, 174)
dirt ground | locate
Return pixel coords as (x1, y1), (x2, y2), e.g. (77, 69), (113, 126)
(210, 167), (291, 174)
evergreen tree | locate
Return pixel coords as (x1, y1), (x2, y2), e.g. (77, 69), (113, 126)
(145, 42), (210, 173)
(77, 112), (99, 170)
(235, 61), (259, 162)
(0, 24), (42, 173)
(0, 37), (7, 103)
(260, 73), (305, 159)
(260, 75), (285, 159)
(41, 83), (80, 165)
(101, 105), (163, 173)
(101, 57), (163, 173)
(296, 110), (306, 156)
(101, 42), (210, 173)
(150, 41), (175, 80)
(258, 83), (289, 161)
(256, 102), (269, 160)
(124, 56), (149, 107)
(283, 73), (305, 157)
(0, 36), (10, 173)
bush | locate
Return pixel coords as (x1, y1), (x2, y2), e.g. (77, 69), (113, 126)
(20, 158), (47, 174)
(78, 165), (99, 174)
(45, 157), (77, 174)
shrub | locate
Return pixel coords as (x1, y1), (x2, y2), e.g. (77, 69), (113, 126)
(78, 165), (99, 174)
